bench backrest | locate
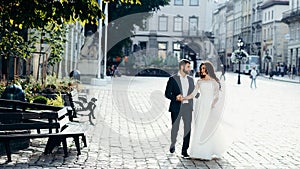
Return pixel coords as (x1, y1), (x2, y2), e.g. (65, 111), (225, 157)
(0, 100), (71, 133)
(0, 98), (63, 111)
(70, 89), (87, 102)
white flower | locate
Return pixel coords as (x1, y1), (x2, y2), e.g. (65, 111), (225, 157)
(231, 49), (248, 63)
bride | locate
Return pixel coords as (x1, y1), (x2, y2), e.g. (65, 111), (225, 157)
(183, 61), (229, 160)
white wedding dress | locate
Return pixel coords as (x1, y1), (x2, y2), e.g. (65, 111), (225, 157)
(189, 79), (230, 160)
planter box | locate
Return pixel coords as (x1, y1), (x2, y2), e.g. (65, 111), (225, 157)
(33, 92), (71, 106)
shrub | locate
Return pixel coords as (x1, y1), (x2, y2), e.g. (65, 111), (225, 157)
(47, 93), (64, 107)
(32, 95), (48, 104)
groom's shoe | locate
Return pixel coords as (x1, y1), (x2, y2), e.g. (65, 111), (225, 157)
(169, 146), (175, 153)
(181, 151), (190, 158)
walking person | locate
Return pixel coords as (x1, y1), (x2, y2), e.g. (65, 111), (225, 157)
(219, 64), (226, 81)
(292, 65), (296, 79)
(165, 59), (198, 158)
(250, 66), (258, 88)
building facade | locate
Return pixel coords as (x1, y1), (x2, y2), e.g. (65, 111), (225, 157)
(131, 0), (217, 71)
(225, 2), (235, 70)
(282, 0), (300, 71)
(241, 0), (252, 54)
(251, 0), (264, 59)
(213, 2), (227, 67)
(261, 0), (289, 73)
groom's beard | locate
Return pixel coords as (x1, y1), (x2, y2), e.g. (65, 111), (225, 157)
(183, 69), (190, 75)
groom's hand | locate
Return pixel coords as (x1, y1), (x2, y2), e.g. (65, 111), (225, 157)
(176, 94), (183, 102)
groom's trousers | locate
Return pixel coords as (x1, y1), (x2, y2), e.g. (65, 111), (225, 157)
(170, 104), (192, 152)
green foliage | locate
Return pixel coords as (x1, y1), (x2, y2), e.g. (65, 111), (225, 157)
(151, 57), (164, 66)
(32, 95), (48, 104)
(0, 0), (145, 66)
(0, 0), (102, 29)
(0, 28), (36, 59)
(41, 24), (68, 66)
(164, 53), (178, 67)
(0, 82), (6, 96)
(47, 93), (64, 107)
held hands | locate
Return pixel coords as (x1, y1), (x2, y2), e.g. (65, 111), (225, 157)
(176, 94), (189, 102)
(176, 94), (183, 102)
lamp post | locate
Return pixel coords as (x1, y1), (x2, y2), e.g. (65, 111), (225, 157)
(264, 50), (272, 75)
(237, 38), (244, 84)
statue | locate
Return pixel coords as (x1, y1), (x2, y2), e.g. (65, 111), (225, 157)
(80, 31), (100, 60)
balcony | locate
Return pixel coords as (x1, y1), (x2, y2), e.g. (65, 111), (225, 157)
(182, 30), (205, 37)
(282, 7), (300, 24)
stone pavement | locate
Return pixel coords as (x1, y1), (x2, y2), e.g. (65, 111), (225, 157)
(1, 73), (300, 168)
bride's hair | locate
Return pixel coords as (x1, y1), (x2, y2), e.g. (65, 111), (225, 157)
(199, 61), (221, 89)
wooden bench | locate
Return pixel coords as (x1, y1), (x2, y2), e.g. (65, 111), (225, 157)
(0, 99), (88, 162)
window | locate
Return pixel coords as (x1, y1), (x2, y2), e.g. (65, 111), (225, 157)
(158, 42), (168, 59)
(174, 0), (183, 5)
(270, 27), (273, 40)
(190, 0), (199, 6)
(271, 10), (274, 20)
(297, 23), (300, 40)
(265, 12), (267, 22)
(139, 42), (147, 50)
(268, 11), (270, 20)
(189, 17), (198, 36)
(174, 16), (183, 32)
(264, 29), (266, 40)
(158, 16), (168, 31)
(173, 42), (181, 60)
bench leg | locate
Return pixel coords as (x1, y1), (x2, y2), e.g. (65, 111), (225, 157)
(82, 135), (87, 147)
(73, 136), (81, 155)
(61, 137), (68, 157)
(67, 108), (73, 122)
(45, 136), (60, 155)
(4, 141), (12, 162)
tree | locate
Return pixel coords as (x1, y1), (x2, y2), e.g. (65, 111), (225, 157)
(0, 0), (142, 79)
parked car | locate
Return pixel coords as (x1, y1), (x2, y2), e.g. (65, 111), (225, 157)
(135, 68), (171, 77)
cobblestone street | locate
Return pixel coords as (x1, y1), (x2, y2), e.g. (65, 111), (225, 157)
(1, 73), (300, 168)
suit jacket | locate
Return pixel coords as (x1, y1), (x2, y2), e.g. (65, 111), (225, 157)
(165, 74), (195, 114)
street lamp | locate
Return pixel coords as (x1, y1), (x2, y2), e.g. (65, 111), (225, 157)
(264, 50), (272, 75)
(231, 37), (248, 84)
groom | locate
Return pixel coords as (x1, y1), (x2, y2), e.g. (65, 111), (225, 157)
(165, 59), (197, 158)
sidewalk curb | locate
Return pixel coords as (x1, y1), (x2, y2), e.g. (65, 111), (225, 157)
(261, 75), (300, 84)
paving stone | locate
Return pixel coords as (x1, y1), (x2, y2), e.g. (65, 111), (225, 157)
(1, 75), (300, 168)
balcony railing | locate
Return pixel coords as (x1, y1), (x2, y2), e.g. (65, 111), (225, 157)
(282, 7), (300, 21)
(182, 30), (205, 37)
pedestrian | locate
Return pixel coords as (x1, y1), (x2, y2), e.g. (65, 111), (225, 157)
(110, 65), (115, 77)
(219, 64), (226, 81)
(292, 65), (296, 79)
(165, 59), (199, 158)
(250, 66), (258, 88)
(114, 66), (121, 77)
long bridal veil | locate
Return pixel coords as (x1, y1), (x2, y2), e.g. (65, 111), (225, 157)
(191, 80), (239, 157)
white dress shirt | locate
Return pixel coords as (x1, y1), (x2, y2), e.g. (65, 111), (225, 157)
(178, 72), (189, 104)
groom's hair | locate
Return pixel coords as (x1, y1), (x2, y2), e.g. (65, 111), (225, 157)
(178, 59), (191, 70)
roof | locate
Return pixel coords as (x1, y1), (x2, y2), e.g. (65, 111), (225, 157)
(261, 0), (289, 9)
